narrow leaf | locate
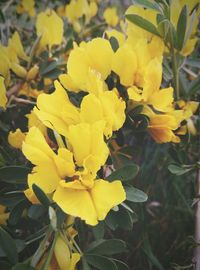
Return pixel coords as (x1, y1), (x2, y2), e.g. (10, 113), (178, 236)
(126, 14), (160, 36)
(85, 254), (117, 270)
(177, 5), (188, 50)
(32, 184), (51, 207)
(87, 239), (126, 255)
(0, 227), (18, 264)
(0, 166), (31, 184)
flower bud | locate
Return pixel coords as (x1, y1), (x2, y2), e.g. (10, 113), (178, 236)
(11, 63), (27, 78)
(26, 65), (39, 81)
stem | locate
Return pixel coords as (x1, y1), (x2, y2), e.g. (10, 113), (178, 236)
(193, 169), (200, 269)
(169, 27), (180, 100)
(170, 44), (180, 100)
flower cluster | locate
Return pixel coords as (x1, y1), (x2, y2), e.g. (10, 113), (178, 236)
(0, 0), (199, 269)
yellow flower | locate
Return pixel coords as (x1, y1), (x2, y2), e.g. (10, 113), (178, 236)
(0, 205), (9, 225)
(35, 78), (125, 138)
(128, 57), (174, 112)
(103, 7), (119, 27)
(0, 76), (7, 109)
(36, 9), (64, 51)
(23, 126), (125, 225)
(67, 38), (114, 90)
(16, 0), (35, 17)
(22, 127), (75, 195)
(54, 235), (80, 270)
(65, 0), (97, 31)
(0, 45), (10, 84)
(34, 80), (80, 137)
(144, 107), (181, 143)
(54, 178), (125, 226)
(7, 31), (29, 62)
(79, 91), (126, 137)
(8, 129), (26, 149)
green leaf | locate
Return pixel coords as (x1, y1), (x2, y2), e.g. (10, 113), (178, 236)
(82, 258), (91, 270)
(0, 166), (31, 184)
(87, 239), (126, 255)
(9, 200), (28, 225)
(106, 164), (139, 182)
(168, 164), (193, 175)
(176, 5), (188, 50)
(92, 222), (104, 240)
(32, 184), (51, 207)
(132, 0), (162, 12)
(40, 60), (57, 75)
(109, 37), (119, 52)
(126, 14), (160, 37)
(0, 227), (18, 264)
(125, 186), (148, 202)
(44, 68), (63, 79)
(65, 38), (73, 51)
(12, 263), (34, 270)
(85, 254), (117, 270)
(106, 207), (137, 231)
(157, 15), (170, 41)
(113, 259), (130, 270)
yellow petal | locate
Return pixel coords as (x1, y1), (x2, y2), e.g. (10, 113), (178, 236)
(68, 38), (113, 90)
(99, 91), (126, 137)
(80, 93), (104, 124)
(67, 121), (109, 168)
(59, 74), (79, 93)
(35, 80), (79, 137)
(91, 179), (126, 220)
(53, 148), (75, 178)
(8, 32), (29, 61)
(143, 57), (162, 99)
(8, 129), (26, 149)
(53, 184), (98, 225)
(54, 236), (71, 269)
(127, 86), (143, 101)
(0, 77), (7, 109)
(112, 43), (137, 87)
(103, 7), (119, 27)
(148, 87), (174, 112)
(85, 69), (108, 95)
(22, 127), (54, 165)
(27, 164), (60, 194)
(67, 46), (91, 90)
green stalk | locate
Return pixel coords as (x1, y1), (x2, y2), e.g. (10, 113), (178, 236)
(170, 31), (180, 100)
